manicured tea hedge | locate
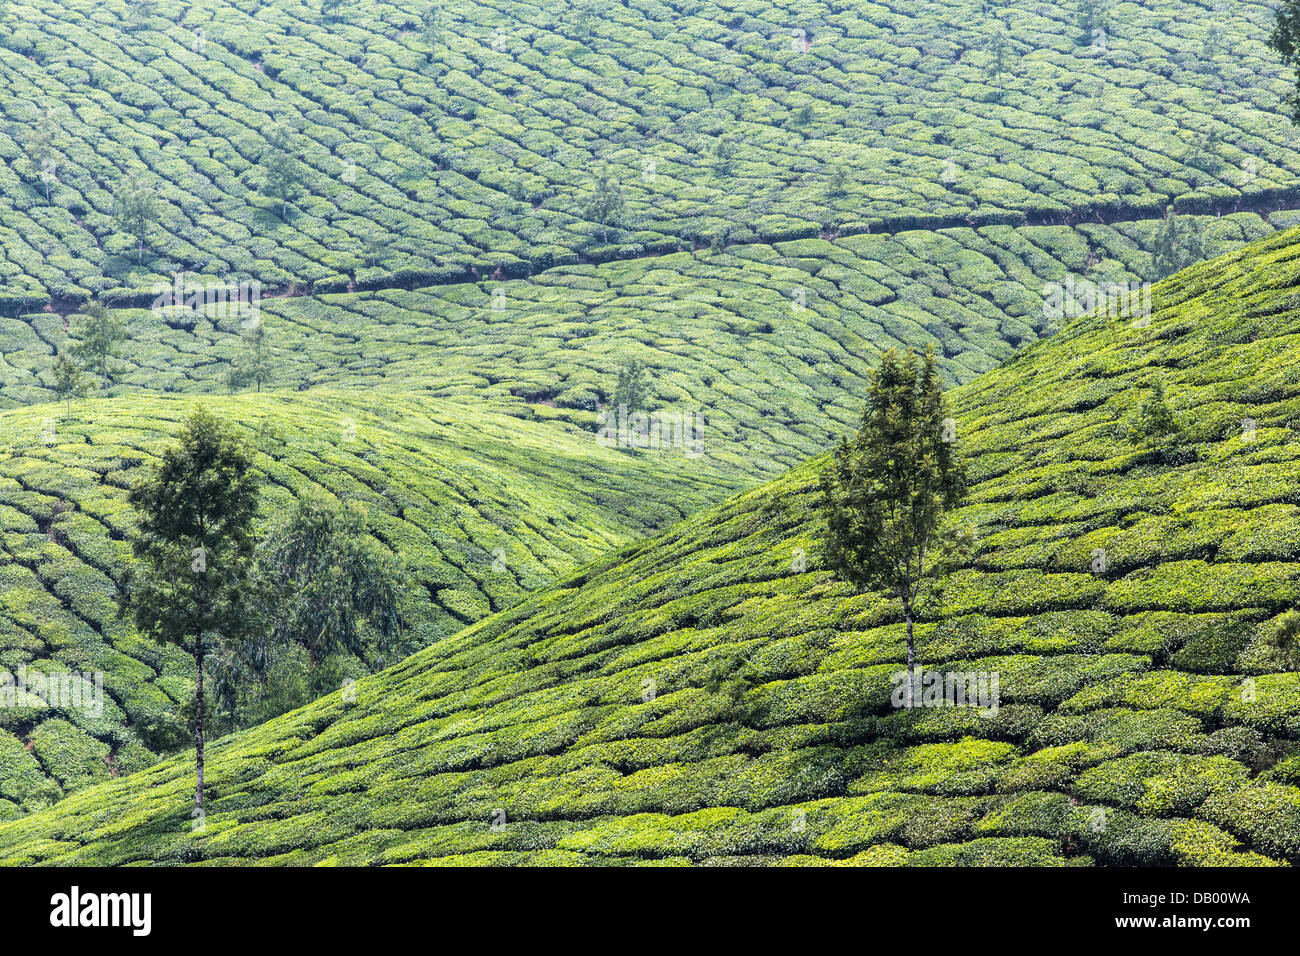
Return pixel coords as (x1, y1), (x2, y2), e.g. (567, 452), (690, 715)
(0, 0), (1297, 306)
(6, 228), (1300, 863)
(0, 210), (1284, 478)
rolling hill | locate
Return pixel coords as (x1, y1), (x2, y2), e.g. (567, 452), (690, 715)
(5, 226), (1300, 864)
(0, 193), (1278, 813)
(0, 388), (737, 815)
(0, 207), (1287, 471)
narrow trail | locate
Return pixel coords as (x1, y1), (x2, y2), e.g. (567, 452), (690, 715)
(43, 183), (1300, 317)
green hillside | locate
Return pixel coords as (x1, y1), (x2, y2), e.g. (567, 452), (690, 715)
(0, 389), (736, 814)
(7, 209), (1268, 814)
(7, 228), (1300, 864)
(0, 0), (1297, 307)
(0, 208), (1285, 471)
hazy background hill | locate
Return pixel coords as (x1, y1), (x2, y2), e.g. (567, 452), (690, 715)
(0, 390), (736, 815)
(0, 0), (1297, 308)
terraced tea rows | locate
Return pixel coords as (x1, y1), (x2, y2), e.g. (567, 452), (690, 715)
(0, 0), (1299, 306)
(7, 153), (1275, 821)
(6, 226), (1300, 865)
(0, 208), (1285, 475)
(0, 390), (737, 816)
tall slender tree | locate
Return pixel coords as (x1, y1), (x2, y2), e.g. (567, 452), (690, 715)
(260, 125), (306, 219)
(114, 172), (161, 265)
(611, 357), (651, 416)
(119, 409), (262, 813)
(70, 303), (127, 393)
(581, 164), (624, 243)
(51, 352), (85, 420)
(228, 318), (273, 393)
(1149, 206), (1205, 279)
(820, 347), (966, 708)
(826, 163), (848, 198)
(422, 2), (445, 50)
(1271, 1), (1300, 125)
(988, 22), (1009, 81)
(23, 109), (59, 201)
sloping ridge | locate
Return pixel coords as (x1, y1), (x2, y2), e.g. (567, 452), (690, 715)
(8, 229), (1300, 865)
(0, 388), (738, 815)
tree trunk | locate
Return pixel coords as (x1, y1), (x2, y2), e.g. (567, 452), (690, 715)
(194, 638), (204, 811)
(904, 598), (915, 709)
(137, 237), (143, 265)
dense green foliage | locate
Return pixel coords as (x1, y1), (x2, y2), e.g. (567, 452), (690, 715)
(49, 353), (83, 420)
(213, 492), (410, 731)
(0, 390), (737, 814)
(6, 229), (1300, 863)
(69, 304), (126, 393)
(0, 188), (1294, 834)
(1269, 0), (1300, 124)
(0, 0), (1296, 307)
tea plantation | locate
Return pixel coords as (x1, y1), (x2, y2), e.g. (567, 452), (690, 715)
(0, 207), (1286, 472)
(1, 0), (1299, 307)
(0, 389), (737, 815)
(5, 227), (1300, 865)
(8, 207), (1283, 815)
